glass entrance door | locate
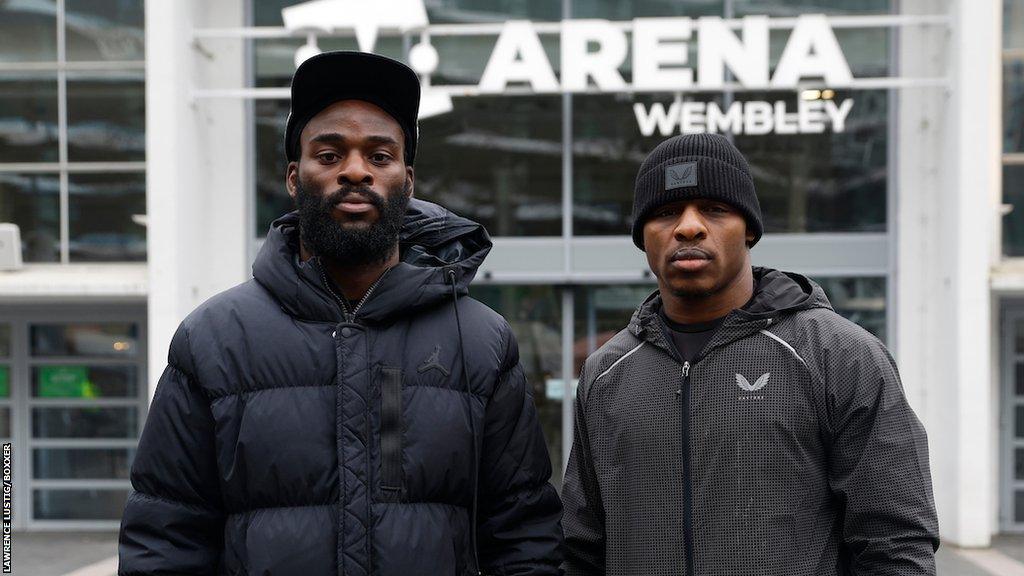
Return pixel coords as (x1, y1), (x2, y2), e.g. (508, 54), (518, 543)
(0, 306), (146, 530)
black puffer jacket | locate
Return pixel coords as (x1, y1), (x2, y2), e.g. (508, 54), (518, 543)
(563, 268), (938, 576)
(119, 199), (564, 576)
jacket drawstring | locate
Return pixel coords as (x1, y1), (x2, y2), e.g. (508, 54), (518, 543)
(447, 268), (482, 575)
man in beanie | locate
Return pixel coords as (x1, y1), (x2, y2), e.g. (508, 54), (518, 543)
(562, 133), (938, 576)
(119, 51), (563, 576)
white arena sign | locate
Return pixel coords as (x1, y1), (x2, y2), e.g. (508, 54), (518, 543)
(282, 0), (858, 136)
(477, 16), (855, 136)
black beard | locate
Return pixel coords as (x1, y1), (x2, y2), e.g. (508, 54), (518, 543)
(295, 176), (411, 267)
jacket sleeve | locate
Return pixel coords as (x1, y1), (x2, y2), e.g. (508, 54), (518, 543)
(118, 323), (225, 575)
(823, 333), (939, 575)
(561, 366), (606, 576)
(475, 323), (564, 576)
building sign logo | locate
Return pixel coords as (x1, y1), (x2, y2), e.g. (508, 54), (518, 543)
(283, 0), (856, 135)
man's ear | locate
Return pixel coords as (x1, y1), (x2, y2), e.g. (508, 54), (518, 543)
(406, 165), (415, 198)
(286, 161), (299, 200)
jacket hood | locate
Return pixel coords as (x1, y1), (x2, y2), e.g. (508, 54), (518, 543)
(252, 198), (492, 324)
(629, 267), (833, 347)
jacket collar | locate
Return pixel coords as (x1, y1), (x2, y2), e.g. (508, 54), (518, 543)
(629, 266), (833, 359)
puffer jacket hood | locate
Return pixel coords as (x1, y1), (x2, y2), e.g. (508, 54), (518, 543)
(253, 198), (492, 325)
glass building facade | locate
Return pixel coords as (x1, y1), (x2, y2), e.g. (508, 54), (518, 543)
(251, 0), (892, 479)
(3, 0), (997, 531)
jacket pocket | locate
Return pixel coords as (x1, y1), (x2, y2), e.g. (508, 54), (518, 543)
(379, 365), (404, 500)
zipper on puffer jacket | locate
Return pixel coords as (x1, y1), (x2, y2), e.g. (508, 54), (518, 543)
(316, 257), (391, 322)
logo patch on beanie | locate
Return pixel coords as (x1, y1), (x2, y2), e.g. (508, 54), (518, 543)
(665, 161), (698, 190)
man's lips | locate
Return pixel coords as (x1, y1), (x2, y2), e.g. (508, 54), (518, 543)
(669, 248), (712, 272)
(333, 194), (376, 215)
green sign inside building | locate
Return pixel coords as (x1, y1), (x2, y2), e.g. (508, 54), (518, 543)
(37, 366), (97, 398)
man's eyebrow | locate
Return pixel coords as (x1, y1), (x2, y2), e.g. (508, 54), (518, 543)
(308, 133), (400, 147)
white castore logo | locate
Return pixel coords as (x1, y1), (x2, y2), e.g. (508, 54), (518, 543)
(736, 372), (770, 392)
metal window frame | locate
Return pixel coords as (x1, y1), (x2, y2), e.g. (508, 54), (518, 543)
(0, 0), (148, 265)
(1002, 306), (1024, 532)
(0, 305), (146, 530)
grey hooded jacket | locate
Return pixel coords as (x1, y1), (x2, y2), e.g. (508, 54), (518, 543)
(562, 267), (938, 576)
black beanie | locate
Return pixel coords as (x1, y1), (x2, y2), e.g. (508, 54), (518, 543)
(630, 133), (763, 250)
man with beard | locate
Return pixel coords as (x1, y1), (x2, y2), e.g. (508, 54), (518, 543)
(561, 134), (938, 576)
(119, 51), (563, 576)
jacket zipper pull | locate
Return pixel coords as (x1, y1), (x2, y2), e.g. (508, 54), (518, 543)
(676, 361), (690, 396)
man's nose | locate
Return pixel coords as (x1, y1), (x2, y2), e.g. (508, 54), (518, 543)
(673, 206), (707, 241)
(338, 154), (373, 186)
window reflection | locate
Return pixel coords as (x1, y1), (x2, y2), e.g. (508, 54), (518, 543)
(65, 0), (145, 62)
(735, 90), (888, 233)
(67, 75), (146, 162)
(733, 0), (890, 16)
(812, 276), (886, 341)
(32, 407), (139, 438)
(417, 96), (563, 236)
(0, 173), (61, 263)
(68, 172), (146, 262)
(0, 76), (59, 163)
(33, 489), (129, 521)
(1006, 60), (1024, 154)
(1004, 165), (1024, 257)
(33, 448), (136, 479)
(0, 1), (57, 63)
(31, 323), (139, 358)
(472, 285), (564, 484)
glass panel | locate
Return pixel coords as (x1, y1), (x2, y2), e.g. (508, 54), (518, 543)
(67, 74), (146, 162)
(1006, 59), (1024, 154)
(0, 367), (8, 399)
(0, 407), (9, 437)
(0, 173), (61, 263)
(32, 407), (138, 438)
(812, 277), (886, 341)
(33, 489), (128, 521)
(0, 325), (8, 357)
(32, 365), (138, 398)
(0, 0), (57, 62)
(0, 75), (59, 163)
(417, 96), (563, 236)
(574, 89), (888, 235)
(68, 172), (147, 262)
(1016, 490), (1024, 523)
(65, 0), (145, 61)
(1003, 165), (1024, 257)
(1017, 320), (1024, 354)
(573, 0), (722, 18)
(736, 90), (888, 233)
(33, 448), (135, 479)
(1007, 0), (1024, 50)
(574, 92), (714, 235)
(30, 323), (139, 358)
(1016, 447), (1024, 481)
(254, 98), (291, 235)
(1017, 362), (1024, 397)
(733, 0), (891, 15)
(1017, 405), (1024, 438)
(574, 285), (655, 371)
(473, 286), (563, 484)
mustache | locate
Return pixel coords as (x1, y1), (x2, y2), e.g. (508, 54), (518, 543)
(670, 246), (713, 261)
(322, 186), (385, 208)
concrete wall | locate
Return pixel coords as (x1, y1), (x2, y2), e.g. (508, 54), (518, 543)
(897, 0), (1002, 547)
(145, 0), (251, 402)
